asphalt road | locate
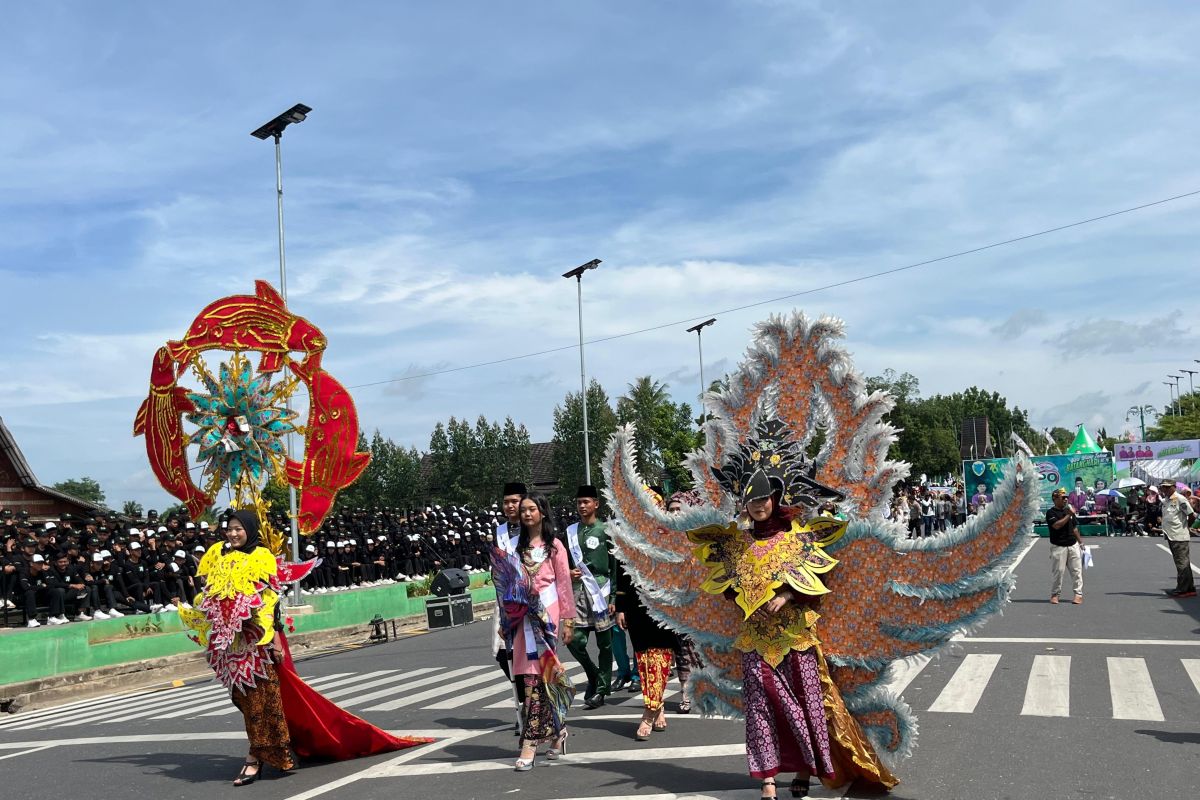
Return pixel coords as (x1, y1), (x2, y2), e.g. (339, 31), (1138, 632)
(1, 535), (1197, 800)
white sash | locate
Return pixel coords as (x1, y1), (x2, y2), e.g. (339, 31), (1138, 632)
(565, 522), (610, 623)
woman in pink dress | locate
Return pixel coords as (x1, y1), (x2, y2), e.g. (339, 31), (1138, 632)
(491, 494), (576, 771)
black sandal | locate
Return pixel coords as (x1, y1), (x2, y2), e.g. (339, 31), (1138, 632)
(761, 777), (776, 800)
(233, 759), (261, 787)
(789, 776), (809, 797)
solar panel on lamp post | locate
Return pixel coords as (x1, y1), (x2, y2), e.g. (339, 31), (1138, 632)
(252, 103), (311, 606)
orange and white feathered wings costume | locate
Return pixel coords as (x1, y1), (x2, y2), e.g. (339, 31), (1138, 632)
(602, 311), (1041, 770)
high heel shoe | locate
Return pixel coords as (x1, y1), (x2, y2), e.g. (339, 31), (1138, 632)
(789, 776), (809, 797)
(546, 729), (569, 759)
(760, 777), (777, 800)
(232, 759), (261, 787)
(634, 718), (653, 741)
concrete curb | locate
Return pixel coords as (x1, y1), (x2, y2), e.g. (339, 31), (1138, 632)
(0, 598), (496, 715)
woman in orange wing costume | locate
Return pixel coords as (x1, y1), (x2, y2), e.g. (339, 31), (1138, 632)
(180, 511), (429, 786)
(603, 313), (1043, 800)
(698, 468), (896, 799)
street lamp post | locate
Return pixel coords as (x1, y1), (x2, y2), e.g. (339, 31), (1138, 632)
(1125, 405), (1157, 440)
(252, 103), (311, 606)
(1168, 375), (1182, 416)
(1180, 368), (1197, 397)
(1164, 381), (1177, 416)
(562, 259), (601, 485)
(685, 318), (716, 426)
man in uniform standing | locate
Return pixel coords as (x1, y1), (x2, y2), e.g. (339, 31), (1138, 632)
(1046, 487), (1084, 605)
(564, 485), (615, 709)
(1160, 479), (1197, 598)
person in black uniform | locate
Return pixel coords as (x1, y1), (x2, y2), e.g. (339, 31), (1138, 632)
(46, 552), (93, 621)
(119, 542), (163, 613)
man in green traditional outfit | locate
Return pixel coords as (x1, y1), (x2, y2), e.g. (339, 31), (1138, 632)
(564, 484), (615, 708)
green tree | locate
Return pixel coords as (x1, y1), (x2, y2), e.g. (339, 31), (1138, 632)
(52, 476), (105, 506)
(615, 376), (701, 491)
(261, 475), (291, 512)
(551, 379), (619, 503)
(121, 500), (144, 517)
(1146, 392), (1200, 440)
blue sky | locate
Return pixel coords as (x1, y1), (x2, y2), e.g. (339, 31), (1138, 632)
(2, 1), (1199, 511)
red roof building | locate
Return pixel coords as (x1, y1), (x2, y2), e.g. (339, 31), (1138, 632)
(0, 415), (105, 522)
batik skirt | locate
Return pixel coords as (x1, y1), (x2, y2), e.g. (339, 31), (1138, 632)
(231, 663), (296, 770)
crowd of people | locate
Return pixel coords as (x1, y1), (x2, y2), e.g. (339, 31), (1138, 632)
(0, 502), (582, 628)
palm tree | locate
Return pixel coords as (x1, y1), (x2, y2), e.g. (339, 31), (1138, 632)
(617, 376), (670, 479)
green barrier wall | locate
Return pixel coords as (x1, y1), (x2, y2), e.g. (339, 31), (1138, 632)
(0, 578), (495, 686)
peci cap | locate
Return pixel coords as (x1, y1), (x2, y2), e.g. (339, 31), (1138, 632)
(575, 485), (599, 500)
(502, 482), (527, 497)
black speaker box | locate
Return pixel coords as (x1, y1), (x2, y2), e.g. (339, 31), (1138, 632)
(430, 567), (470, 597)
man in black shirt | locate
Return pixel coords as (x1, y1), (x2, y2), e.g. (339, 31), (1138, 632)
(1046, 487), (1084, 605)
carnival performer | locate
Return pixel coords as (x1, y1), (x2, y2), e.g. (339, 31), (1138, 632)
(564, 484), (616, 709)
(181, 510), (294, 786)
(613, 484), (680, 740)
(181, 511), (428, 786)
(489, 494), (576, 771)
(708, 469), (897, 798)
(492, 481), (527, 733)
(665, 490), (705, 714)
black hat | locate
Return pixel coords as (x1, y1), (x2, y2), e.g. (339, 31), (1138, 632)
(147, 509), (159, 519)
(1, 510), (11, 519)
(742, 468), (778, 502)
(575, 485), (599, 499)
(502, 482), (527, 496)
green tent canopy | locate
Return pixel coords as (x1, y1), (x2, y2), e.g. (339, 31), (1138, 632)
(1065, 424), (1101, 455)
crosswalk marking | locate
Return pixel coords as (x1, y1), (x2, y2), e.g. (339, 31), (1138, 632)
(1183, 659), (1200, 696)
(928, 653), (1000, 713)
(360, 666), (494, 711)
(482, 668), (589, 709)
(1107, 657), (1164, 721)
(1022, 655), (1070, 717)
(196, 670), (390, 717)
(6, 651), (1200, 732)
(150, 671), (372, 720)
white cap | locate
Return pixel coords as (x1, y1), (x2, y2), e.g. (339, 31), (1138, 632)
(92, 553), (104, 562)
(305, 544), (317, 553)
(193, 545), (206, 552)
(185, 522), (195, 530)
(377, 536), (387, 542)
(157, 526), (168, 534)
(129, 527), (140, 536)
(174, 549), (186, 558)
(129, 542), (141, 550)
(325, 541), (335, 548)
(45, 522), (56, 530)
(199, 521), (210, 530)
(100, 550), (112, 558)
(32, 554), (45, 562)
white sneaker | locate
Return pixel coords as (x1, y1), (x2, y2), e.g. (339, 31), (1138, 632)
(150, 603), (164, 612)
(92, 610), (110, 620)
(107, 609), (125, 618)
(74, 613), (93, 622)
(3, 599), (14, 609)
(26, 619), (41, 628)
(47, 616), (67, 625)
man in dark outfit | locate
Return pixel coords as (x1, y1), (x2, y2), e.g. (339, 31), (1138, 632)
(1046, 487), (1084, 605)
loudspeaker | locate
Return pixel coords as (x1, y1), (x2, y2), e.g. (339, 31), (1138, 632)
(430, 568), (470, 597)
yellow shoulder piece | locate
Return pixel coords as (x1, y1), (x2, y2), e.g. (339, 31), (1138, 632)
(687, 522), (747, 597)
(200, 545), (278, 600)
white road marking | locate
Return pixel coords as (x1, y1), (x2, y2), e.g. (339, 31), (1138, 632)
(0, 682), (196, 728)
(1181, 659), (1200, 696)
(96, 674), (352, 724)
(1021, 655), (1070, 717)
(954, 637), (1200, 646)
(344, 666), (486, 710)
(282, 730), (487, 800)
(151, 670), (372, 720)
(0, 744), (55, 761)
(5, 683), (224, 729)
(359, 668), (505, 711)
(483, 668), (588, 708)
(883, 654), (931, 696)
(370, 742), (747, 777)
(1107, 657), (1164, 721)
(196, 671), (387, 717)
(1154, 542), (1200, 575)
(928, 653), (1001, 713)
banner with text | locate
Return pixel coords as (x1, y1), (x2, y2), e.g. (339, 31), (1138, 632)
(964, 453), (1115, 513)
